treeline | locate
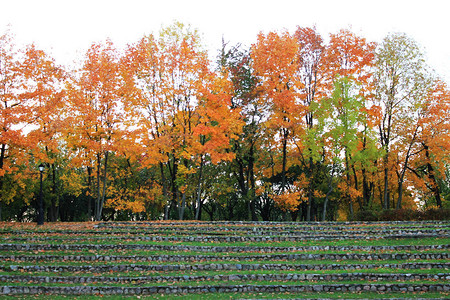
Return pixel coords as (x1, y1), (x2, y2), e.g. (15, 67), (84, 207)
(0, 22), (449, 222)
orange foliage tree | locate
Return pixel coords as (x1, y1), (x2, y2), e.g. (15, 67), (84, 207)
(21, 44), (66, 221)
(251, 31), (307, 213)
(122, 22), (242, 220)
(0, 30), (38, 219)
(407, 80), (450, 208)
(65, 40), (125, 221)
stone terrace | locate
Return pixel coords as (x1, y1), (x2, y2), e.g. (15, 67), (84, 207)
(0, 220), (448, 298)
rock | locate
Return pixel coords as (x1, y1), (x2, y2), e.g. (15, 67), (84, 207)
(228, 274), (240, 281)
(2, 286), (11, 294)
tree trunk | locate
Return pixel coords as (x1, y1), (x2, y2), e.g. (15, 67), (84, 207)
(349, 195), (354, 217)
(87, 166), (92, 221)
(396, 127), (418, 209)
(381, 112), (392, 210)
(383, 162), (389, 210)
(95, 153), (101, 220)
(159, 162), (170, 220)
(169, 157), (178, 220)
(49, 163), (58, 222)
(352, 165), (362, 209)
(424, 144), (442, 207)
(178, 192), (186, 220)
(95, 151), (109, 221)
(397, 175), (405, 209)
(322, 166), (335, 221)
(362, 167), (371, 208)
(344, 150), (353, 219)
(280, 129), (288, 193)
(0, 144), (5, 221)
(99, 151), (109, 220)
(306, 157), (314, 221)
(195, 156), (204, 220)
(178, 159), (187, 221)
(322, 194), (328, 222)
(387, 191), (391, 210)
(249, 143), (258, 221)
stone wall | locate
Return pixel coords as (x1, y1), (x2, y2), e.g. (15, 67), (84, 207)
(1, 243), (448, 252)
(2, 283), (449, 295)
(0, 252), (448, 262)
(3, 262), (449, 273)
(1, 272), (449, 284)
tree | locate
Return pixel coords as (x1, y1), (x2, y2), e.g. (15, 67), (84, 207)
(292, 26), (326, 221)
(408, 80), (450, 208)
(124, 23), (209, 220)
(0, 29), (33, 220)
(123, 22), (241, 220)
(375, 32), (432, 209)
(2, 24), (450, 222)
(317, 77), (378, 217)
(251, 31), (306, 213)
(66, 40), (125, 221)
(21, 44), (66, 221)
(121, 33), (170, 218)
(218, 41), (267, 220)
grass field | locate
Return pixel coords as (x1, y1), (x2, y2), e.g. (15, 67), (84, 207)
(0, 220), (448, 299)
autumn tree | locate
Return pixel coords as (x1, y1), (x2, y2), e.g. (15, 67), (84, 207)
(65, 40), (125, 221)
(292, 26), (326, 221)
(122, 23), (206, 220)
(123, 22), (241, 220)
(407, 80), (450, 208)
(218, 41), (270, 220)
(21, 44), (66, 221)
(0, 29), (36, 220)
(120, 33), (170, 218)
(391, 78), (432, 210)
(316, 77), (378, 217)
(323, 29), (379, 217)
(375, 32), (432, 209)
(251, 31), (307, 218)
(2, 24), (450, 222)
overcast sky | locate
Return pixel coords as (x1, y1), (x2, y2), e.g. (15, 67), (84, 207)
(2, 0), (450, 83)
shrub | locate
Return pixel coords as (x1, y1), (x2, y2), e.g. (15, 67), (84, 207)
(421, 208), (450, 220)
(352, 208), (450, 221)
(353, 210), (379, 221)
(379, 209), (419, 221)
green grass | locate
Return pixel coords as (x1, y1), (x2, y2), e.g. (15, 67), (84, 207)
(1, 248), (448, 258)
(1, 292), (450, 300)
(1, 268), (448, 278)
(2, 267), (450, 276)
(2, 237), (449, 247)
(1, 226), (448, 234)
(1, 258), (447, 268)
(2, 279), (449, 288)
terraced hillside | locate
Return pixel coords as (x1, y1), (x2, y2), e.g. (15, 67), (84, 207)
(0, 221), (449, 299)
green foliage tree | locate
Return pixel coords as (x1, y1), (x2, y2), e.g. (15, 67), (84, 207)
(375, 32), (433, 209)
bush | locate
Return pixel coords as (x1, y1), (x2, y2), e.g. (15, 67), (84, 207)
(378, 209), (419, 221)
(421, 208), (450, 220)
(352, 208), (450, 221)
(353, 210), (379, 221)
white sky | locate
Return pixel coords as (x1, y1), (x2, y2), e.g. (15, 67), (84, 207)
(2, 0), (450, 83)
